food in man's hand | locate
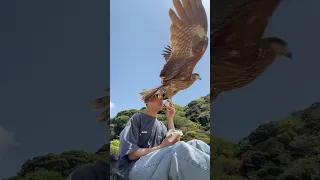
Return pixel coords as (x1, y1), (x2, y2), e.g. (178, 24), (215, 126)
(164, 100), (174, 108)
(166, 129), (183, 141)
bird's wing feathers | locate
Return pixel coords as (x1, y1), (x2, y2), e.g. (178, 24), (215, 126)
(212, 43), (259, 67)
(212, 0), (281, 46)
(162, 45), (172, 62)
(170, 39), (208, 81)
(91, 88), (110, 122)
(211, 0), (246, 27)
(90, 96), (109, 110)
(97, 107), (110, 122)
(160, 0), (208, 81)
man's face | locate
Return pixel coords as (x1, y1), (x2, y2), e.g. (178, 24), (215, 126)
(147, 97), (163, 111)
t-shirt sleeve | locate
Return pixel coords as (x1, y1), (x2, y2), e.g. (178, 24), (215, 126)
(119, 115), (141, 158)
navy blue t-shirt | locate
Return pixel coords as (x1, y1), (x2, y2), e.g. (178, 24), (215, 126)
(116, 113), (167, 179)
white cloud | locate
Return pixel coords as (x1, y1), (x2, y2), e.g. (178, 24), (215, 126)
(110, 101), (115, 109)
(0, 125), (17, 158)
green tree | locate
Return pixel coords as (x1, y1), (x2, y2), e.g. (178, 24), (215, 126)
(111, 115), (130, 139)
(24, 170), (64, 180)
(110, 140), (120, 157)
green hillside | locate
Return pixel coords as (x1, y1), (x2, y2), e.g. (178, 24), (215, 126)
(211, 102), (320, 180)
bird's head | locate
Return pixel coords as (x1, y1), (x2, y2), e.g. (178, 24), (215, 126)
(192, 73), (201, 80)
(266, 37), (292, 59)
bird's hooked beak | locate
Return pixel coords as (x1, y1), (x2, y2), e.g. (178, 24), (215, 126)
(285, 51), (293, 59)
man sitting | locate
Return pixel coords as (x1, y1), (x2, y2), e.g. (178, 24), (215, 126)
(66, 96), (210, 180)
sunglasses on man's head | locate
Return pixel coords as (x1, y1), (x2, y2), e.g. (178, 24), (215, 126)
(150, 94), (168, 100)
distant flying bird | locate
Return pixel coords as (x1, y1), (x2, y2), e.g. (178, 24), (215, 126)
(139, 0), (208, 105)
(211, 0), (292, 101)
(91, 88), (110, 122)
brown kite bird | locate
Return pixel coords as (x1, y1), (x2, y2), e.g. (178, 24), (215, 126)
(90, 88), (110, 123)
(139, 0), (208, 105)
(211, 0), (292, 102)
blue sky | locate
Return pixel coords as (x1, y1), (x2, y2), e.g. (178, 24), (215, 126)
(110, 0), (210, 117)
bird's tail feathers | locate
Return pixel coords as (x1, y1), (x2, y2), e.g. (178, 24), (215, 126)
(139, 86), (165, 103)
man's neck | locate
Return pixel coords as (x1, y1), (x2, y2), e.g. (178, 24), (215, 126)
(145, 108), (158, 118)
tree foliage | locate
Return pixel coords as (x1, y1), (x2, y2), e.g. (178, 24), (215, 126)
(110, 140), (120, 158)
(5, 149), (109, 180)
(212, 102), (320, 179)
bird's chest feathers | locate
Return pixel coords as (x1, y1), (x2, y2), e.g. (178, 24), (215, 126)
(179, 76), (190, 81)
(170, 84), (177, 90)
(167, 85), (179, 94)
(256, 46), (276, 65)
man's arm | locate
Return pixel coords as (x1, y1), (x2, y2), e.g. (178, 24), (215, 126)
(119, 115), (143, 161)
(129, 134), (176, 160)
(167, 117), (175, 130)
(166, 105), (176, 130)
(128, 146), (162, 160)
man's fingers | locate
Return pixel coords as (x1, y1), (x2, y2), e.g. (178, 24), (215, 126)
(175, 135), (181, 141)
(173, 137), (180, 143)
(171, 135), (181, 144)
(166, 134), (173, 141)
(166, 106), (175, 112)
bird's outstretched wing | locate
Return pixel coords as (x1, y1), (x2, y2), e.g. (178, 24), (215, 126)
(160, 0), (208, 82)
(212, 0), (282, 46)
(211, 0), (243, 26)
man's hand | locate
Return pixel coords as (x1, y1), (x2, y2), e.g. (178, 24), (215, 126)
(160, 134), (179, 148)
(129, 134), (180, 160)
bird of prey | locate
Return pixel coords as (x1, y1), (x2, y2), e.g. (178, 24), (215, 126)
(139, 0), (208, 105)
(211, 0), (292, 102)
(90, 88), (110, 123)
